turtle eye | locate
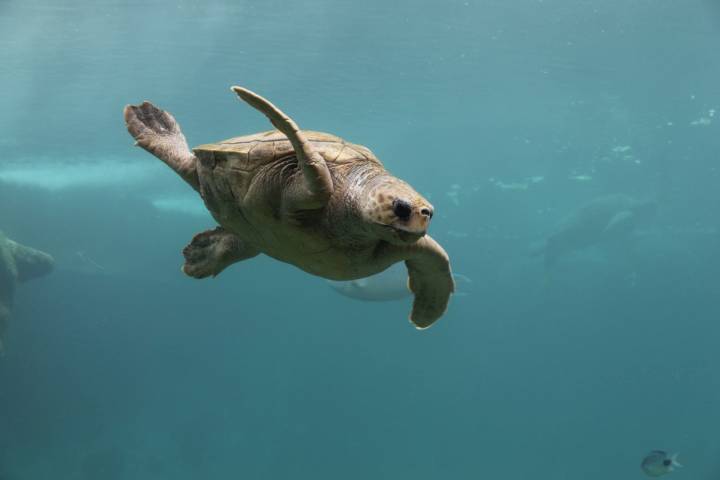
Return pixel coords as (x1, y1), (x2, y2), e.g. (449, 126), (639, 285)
(392, 199), (412, 220)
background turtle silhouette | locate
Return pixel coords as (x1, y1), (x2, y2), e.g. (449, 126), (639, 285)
(537, 193), (658, 270)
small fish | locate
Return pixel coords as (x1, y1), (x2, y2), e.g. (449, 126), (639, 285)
(641, 450), (682, 477)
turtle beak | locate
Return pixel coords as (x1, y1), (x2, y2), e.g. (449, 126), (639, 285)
(388, 223), (427, 243)
(396, 228), (425, 242)
(374, 223), (425, 244)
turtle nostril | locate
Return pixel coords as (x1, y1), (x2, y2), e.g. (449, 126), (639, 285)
(420, 207), (433, 219)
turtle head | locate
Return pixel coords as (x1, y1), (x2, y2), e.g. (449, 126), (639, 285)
(360, 177), (434, 245)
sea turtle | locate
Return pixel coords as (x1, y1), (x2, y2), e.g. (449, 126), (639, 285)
(0, 231), (55, 354)
(537, 193), (657, 269)
(123, 86), (454, 328)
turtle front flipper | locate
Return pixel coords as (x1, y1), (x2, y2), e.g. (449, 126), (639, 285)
(231, 86), (333, 210)
(403, 236), (455, 329)
(182, 227), (259, 279)
(124, 102), (200, 190)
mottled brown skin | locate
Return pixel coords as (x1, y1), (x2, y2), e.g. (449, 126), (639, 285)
(0, 232), (55, 354)
(124, 86), (454, 328)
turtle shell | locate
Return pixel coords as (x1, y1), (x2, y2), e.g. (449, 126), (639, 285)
(192, 130), (382, 214)
(194, 130), (380, 169)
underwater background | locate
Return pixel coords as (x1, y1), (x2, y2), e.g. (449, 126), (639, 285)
(1, 0), (719, 478)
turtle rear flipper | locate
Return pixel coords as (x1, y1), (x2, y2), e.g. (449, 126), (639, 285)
(124, 102), (199, 190)
(182, 227), (259, 279)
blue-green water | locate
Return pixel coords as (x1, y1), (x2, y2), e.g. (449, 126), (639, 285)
(1, 0), (719, 478)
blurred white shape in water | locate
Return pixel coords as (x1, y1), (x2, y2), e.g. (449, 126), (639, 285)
(150, 195), (208, 217)
(690, 108), (716, 126)
(446, 184), (462, 205)
(328, 262), (472, 301)
(690, 117), (712, 126)
(493, 179), (528, 190)
(0, 158), (163, 190)
(489, 176), (544, 191)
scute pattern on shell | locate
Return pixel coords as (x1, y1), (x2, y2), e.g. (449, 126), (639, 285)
(192, 130), (383, 221)
(194, 130), (380, 170)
